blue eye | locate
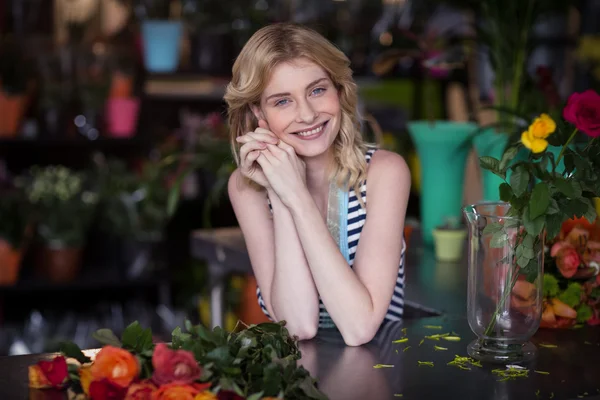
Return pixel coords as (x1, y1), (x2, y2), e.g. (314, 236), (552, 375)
(312, 87), (325, 95)
(275, 99), (289, 107)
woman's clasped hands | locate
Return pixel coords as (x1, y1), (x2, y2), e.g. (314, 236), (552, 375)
(236, 120), (307, 208)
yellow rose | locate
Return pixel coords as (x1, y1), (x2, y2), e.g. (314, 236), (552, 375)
(521, 113), (556, 153)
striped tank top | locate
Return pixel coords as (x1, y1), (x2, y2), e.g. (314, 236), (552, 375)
(257, 148), (406, 328)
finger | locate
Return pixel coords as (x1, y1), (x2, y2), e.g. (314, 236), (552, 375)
(254, 127), (279, 142)
(258, 119), (270, 130)
(276, 140), (296, 156)
(240, 140), (267, 159)
(246, 150), (261, 163)
(255, 152), (271, 170)
(259, 148), (279, 165)
(237, 132), (278, 145)
(265, 143), (287, 160)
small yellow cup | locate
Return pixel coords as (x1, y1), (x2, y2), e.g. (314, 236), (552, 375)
(432, 229), (467, 262)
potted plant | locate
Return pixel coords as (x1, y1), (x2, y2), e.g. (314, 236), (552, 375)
(0, 36), (31, 137)
(0, 189), (30, 285)
(130, 0), (184, 73)
(16, 166), (98, 283)
(94, 157), (176, 278)
(36, 49), (71, 138)
(105, 52), (140, 138)
(432, 216), (467, 262)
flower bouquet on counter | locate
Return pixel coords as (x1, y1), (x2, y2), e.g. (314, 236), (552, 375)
(29, 320), (327, 400)
(541, 216), (600, 329)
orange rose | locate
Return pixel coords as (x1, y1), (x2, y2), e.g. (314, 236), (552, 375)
(80, 365), (93, 395)
(194, 392), (218, 400)
(28, 356), (68, 389)
(551, 242), (581, 278)
(151, 383), (210, 400)
(91, 346), (140, 388)
(125, 380), (158, 400)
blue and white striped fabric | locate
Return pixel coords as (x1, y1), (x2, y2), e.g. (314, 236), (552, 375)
(257, 148), (406, 328)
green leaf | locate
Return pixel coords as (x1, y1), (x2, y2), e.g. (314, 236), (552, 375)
(543, 274), (560, 297)
(564, 152), (575, 174)
(480, 156), (501, 173)
(581, 197), (598, 223)
(547, 198), (559, 215)
(510, 165), (530, 197)
(545, 213), (564, 240)
(522, 234), (534, 249)
(59, 342), (91, 364)
(171, 327), (191, 349)
(247, 392), (265, 400)
(298, 376), (329, 400)
(499, 147), (519, 171)
(499, 183), (514, 202)
(93, 329), (122, 347)
(523, 259), (539, 283)
(529, 183), (550, 220)
(483, 222), (503, 235)
(564, 199), (589, 219)
(554, 177), (573, 197)
(490, 230), (508, 248)
(523, 206), (545, 237)
(122, 321), (144, 350)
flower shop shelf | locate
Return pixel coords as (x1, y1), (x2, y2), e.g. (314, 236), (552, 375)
(0, 269), (168, 295)
(0, 137), (150, 152)
(143, 74), (229, 101)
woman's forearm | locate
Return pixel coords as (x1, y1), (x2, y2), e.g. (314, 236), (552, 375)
(288, 191), (379, 346)
(268, 190), (320, 338)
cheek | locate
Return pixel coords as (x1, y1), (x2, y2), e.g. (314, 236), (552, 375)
(264, 111), (293, 137)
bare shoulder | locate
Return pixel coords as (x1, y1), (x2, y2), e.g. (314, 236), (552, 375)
(367, 149), (411, 187)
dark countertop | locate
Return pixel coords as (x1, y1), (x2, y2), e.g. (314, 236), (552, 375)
(1, 237), (599, 400)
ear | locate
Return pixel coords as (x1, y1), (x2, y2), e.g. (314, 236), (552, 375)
(250, 104), (265, 122)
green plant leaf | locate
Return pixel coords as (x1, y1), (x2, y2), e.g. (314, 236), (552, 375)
(247, 392), (265, 400)
(545, 213), (564, 240)
(490, 230), (508, 248)
(59, 342), (91, 364)
(510, 165), (530, 197)
(122, 321), (144, 349)
(564, 199), (589, 219)
(581, 197), (598, 223)
(499, 147), (519, 171)
(529, 183), (550, 220)
(547, 198), (559, 215)
(499, 183), (514, 202)
(92, 329), (122, 347)
(483, 222), (503, 235)
(523, 206), (545, 237)
(563, 152), (575, 174)
(480, 156), (503, 176)
(554, 177), (577, 198)
(524, 258), (539, 283)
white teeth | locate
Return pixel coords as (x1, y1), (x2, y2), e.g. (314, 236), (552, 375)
(296, 123), (324, 137)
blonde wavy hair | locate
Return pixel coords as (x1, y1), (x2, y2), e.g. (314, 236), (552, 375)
(223, 22), (370, 198)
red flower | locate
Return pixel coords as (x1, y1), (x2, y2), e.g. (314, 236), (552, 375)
(152, 343), (202, 386)
(125, 380), (157, 400)
(89, 378), (127, 400)
(216, 390), (246, 400)
(37, 356), (68, 388)
(563, 90), (600, 137)
(551, 242), (581, 278)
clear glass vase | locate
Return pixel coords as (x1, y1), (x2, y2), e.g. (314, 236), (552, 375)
(463, 202), (544, 363)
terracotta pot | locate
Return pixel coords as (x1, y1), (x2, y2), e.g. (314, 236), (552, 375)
(0, 92), (27, 137)
(109, 72), (134, 98)
(36, 245), (83, 283)
(238, 275), (271, 325)
(0, 239), (23, 285)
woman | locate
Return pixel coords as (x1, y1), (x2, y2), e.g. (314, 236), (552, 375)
(225, 23), (410, 346)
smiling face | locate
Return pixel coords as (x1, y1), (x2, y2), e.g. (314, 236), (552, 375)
(254, 58), (342, 158)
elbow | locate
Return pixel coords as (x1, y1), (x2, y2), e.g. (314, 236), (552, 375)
(286, 321), (318, 341)
(341, 324), (378, 347)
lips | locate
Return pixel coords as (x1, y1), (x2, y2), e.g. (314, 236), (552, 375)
(291, 121), (328, 137)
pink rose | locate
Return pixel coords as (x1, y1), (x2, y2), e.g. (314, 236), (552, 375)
(563, 90), (600, 137)
(152, 343), (201, 386)
(551, 242), (581, 278)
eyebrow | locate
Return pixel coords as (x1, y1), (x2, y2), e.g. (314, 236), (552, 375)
(264, 77), (329, 102)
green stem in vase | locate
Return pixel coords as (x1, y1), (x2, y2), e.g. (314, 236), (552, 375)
(482, 224), (525, 338)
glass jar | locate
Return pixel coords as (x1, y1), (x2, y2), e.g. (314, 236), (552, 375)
(463, 202), (544, 363)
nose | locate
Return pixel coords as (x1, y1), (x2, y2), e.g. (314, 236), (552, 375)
(295, 98), (317, 124)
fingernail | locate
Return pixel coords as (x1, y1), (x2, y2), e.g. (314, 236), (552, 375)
(236, 137), (242, 142)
